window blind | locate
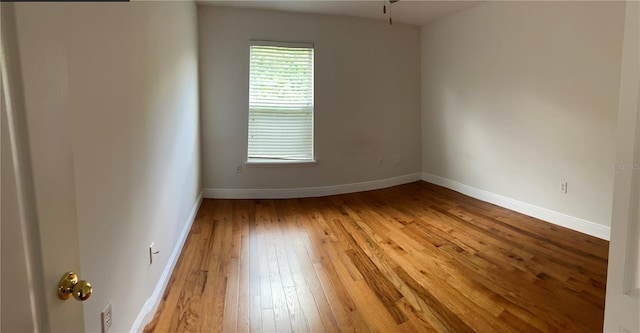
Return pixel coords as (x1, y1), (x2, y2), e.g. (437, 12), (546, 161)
(248, 42), (314, 161)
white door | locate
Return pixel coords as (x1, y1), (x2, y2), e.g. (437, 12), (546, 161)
(1, 2), (85, 332)
(604, 1), (640, 332)
(1, 48), (46, 333)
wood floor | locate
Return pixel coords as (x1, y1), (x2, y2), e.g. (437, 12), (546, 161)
(144, 181), (609, 333)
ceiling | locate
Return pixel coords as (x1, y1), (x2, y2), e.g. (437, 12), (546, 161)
(198, 0), (482, 26)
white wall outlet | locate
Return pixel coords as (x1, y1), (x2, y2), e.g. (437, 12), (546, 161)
(377, 157), (384, 166)
(149, 242), (159, 264)
(101, 302), (112, 333)
(560, 182), (568, 194)
(235, 164), (242, 173)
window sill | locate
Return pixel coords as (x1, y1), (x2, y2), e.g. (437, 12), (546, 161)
(245, 159), (317, 168)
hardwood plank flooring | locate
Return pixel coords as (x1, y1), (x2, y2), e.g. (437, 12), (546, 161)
(144, 181), (608, 333)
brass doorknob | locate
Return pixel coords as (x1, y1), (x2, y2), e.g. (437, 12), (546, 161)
(58, 271), (92, 301)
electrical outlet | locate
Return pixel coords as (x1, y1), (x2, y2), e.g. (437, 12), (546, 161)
(149, 242), (159, 264)
(101, 302), (112, 333)
(235, 164), (242, 173)
(377, 157), (384, 166)
(560, 182), (568, 194)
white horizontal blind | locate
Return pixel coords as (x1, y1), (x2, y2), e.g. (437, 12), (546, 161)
(248, 42), (314, 160)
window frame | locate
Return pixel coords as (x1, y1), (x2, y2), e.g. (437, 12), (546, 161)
(246, 40), (316, 167)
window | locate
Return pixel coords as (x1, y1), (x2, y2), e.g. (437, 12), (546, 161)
(248, 41), (314, 164)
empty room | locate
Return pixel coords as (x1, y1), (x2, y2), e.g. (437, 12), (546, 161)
(1, 0), (638, 332)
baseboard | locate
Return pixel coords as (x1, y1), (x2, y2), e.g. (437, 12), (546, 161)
(130, 192), (204, 333)
(421, 173), (611, 240)
(203, 173), (423, 199)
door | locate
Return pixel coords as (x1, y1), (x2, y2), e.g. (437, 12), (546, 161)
(1, 47), (46, 333)
(1, 2), (85, 332)
(604, 1), (640, 332)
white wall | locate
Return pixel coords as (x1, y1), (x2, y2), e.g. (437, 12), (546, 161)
(198, 6), (421, 193)
(420, 1), (625, 232)
(13, 2), (201, 332)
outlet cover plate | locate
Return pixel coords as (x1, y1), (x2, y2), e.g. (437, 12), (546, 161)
(102, 302), (112, 333)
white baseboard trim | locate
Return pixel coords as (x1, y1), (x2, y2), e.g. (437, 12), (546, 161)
(203, 173), (422, 199)
(421, 173), (611, 240)
(130, 192), (204, 333)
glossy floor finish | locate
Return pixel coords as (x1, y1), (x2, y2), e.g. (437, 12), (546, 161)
(144, 181), (609, 333)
